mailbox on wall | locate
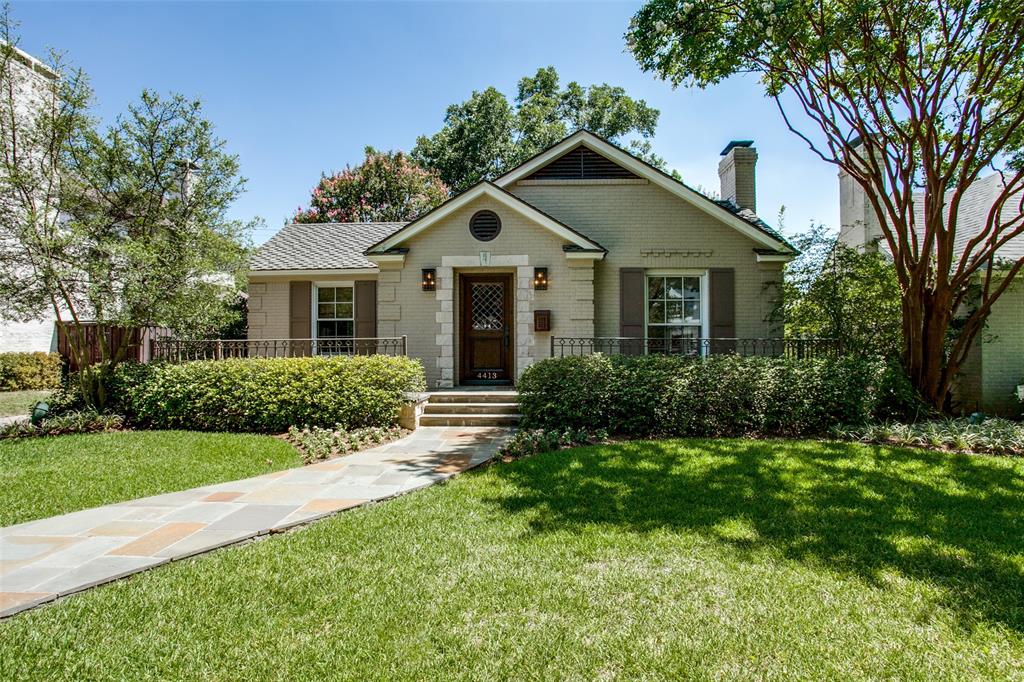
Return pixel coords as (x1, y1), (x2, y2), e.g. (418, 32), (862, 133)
(534, 309), (551, 332)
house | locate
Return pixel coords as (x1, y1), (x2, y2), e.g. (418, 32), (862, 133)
(248, 131), (796, 388)
(0, 44), (60, 354)
(839, 168), (1024, 416)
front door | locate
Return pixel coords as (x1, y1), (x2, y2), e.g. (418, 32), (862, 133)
(460, 273), (513, 384)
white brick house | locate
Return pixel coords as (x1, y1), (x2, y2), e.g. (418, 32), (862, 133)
(839, 169), (1024, 416)
(0, 44), (60, 354)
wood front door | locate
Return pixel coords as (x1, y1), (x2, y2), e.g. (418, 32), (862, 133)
(460, 273), (513, 384)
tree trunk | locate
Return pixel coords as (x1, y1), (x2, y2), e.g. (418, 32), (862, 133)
(901, 279), (957, 412)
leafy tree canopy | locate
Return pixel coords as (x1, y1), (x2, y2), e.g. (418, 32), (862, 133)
(627, 0), (1024, 411)
(293, 147), (448, 224)
(413, 66), (664, 192)
(0, 9), (251, 406)
(774, 224), (903, 359)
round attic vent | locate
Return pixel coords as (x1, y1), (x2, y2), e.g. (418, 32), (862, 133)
(469, 210), (501, 242)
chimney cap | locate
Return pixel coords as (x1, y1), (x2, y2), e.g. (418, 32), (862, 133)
(720, 140), (754, 156)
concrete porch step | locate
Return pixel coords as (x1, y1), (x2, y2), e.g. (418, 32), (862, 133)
(427, 391), (519, 404)
(423, 402), (520, 415)
(419, 413), (522, 427)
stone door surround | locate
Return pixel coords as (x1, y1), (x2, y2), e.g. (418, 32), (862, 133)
(435, 255), (534, 388)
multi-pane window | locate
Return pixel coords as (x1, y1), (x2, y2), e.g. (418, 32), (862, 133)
(646, 275), (702, 353)
(315, 286), (354, 339)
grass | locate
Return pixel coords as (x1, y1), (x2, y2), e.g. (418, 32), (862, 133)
(0, 390), (50, 417)
(2, 439), (1022, 680)
(0, 431), (302, 526)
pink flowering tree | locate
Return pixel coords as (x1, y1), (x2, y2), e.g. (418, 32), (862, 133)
(293, 147), (448, 223)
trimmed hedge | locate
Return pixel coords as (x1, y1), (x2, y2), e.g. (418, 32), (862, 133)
(110, 355), (425, 433)
(518, 354), (894, 437)
(0, 352), (62, 391)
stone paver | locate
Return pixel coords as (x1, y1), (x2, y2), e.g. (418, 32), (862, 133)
(0, 426), (509, 618)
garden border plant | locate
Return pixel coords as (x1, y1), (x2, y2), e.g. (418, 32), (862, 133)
(0, 410), (124, 440)
(284, 424), (406, 464)
(837, 418), (1023, 457)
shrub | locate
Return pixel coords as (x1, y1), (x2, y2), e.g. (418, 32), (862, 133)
(285, 424), (404, 464)
(111, 355), (425, 433)
(873, 359), (929, 421)
(0, 352), (62, 391)
(0, 410), (124, 440)
(518, 354), (884, 437)
(499, 427), (609, 460)
(514, 354), (614, 430)
(838, 418), (1024, 457)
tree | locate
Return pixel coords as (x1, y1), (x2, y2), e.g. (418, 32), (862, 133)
(627, 0), (1024, 411)
(293, 147), (448, 224)
(0, 13), (251, 408)
(774, 224), (903, 358)
(413, 66), (664, 193)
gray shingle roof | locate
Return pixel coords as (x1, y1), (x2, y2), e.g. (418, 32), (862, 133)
(911, 174), (1023, 264)
(713, 199), (796, 253)
(250, 222), (405, 271)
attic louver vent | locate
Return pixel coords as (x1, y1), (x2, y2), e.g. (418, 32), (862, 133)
(469, 210), (501, 242)
(526, 146), (639, 181)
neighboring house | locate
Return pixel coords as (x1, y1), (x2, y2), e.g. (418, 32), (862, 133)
(0, 44), (60, 354)
(839, 169), (1024, 416)
(249, 131), (796, 388)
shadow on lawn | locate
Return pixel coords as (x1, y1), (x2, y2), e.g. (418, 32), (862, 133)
(486, 439), (1024, 633)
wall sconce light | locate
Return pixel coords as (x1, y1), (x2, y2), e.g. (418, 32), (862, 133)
(421, 268), (436, 291)
(533, 267), (548, 290)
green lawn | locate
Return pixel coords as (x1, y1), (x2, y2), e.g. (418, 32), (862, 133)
(0, 390), (50, 417)
(2, 439), (1022, 680)
(0, 431), (302, 526)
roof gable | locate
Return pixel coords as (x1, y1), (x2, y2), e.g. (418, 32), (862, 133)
(496, 130), (795, 253)
(525, 145), (639, 181)
(364, 182), (605, 254)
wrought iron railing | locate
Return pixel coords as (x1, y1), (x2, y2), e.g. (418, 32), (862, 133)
(551, 337), (842, 359)
(151, 337), (408, 363)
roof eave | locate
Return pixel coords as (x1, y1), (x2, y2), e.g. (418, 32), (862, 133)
(248, 267), (380, 277)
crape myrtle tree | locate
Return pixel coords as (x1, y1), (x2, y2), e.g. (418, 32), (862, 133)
(292, 147), (448, 224)
(627, 0), (1024, 411)
(0, 12), (250, 408)
(414, 66), (666, 193)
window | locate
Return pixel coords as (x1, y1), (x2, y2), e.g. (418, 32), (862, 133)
(315, 285), (354, 340)
(646, 274), (703, 353)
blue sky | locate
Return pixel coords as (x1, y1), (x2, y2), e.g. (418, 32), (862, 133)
(14, 1), (839, 245)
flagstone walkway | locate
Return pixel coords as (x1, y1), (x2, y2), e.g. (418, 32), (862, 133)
(0, 426), (510, 618)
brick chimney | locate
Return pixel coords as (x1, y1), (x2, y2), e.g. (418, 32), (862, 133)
(718, 140), (757, 213)
(837, 139), (883, 251)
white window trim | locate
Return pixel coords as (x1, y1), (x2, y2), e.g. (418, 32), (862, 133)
(643, 270), (710, 353)
(311, 282), (356, 340)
